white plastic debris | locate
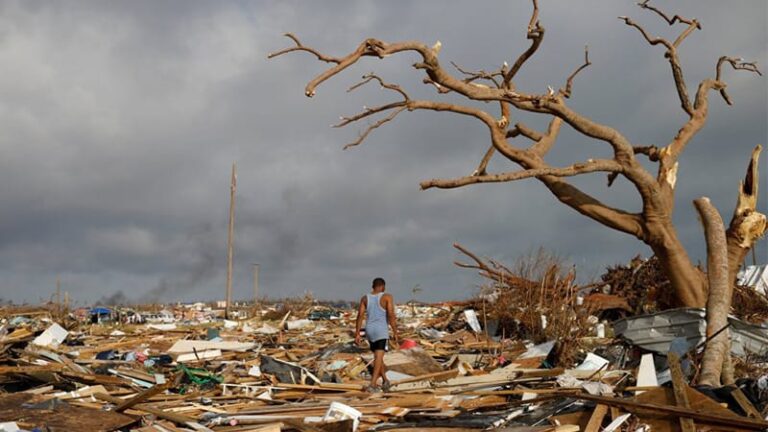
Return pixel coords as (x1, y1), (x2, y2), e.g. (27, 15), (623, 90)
(556, 374), (582, 388)
(253, 323), (280, 334)
(168, 340), (255, 353)
(419, 328), (446, 339)
(322, 401), (362, 432)
(575, 352), (610, 371)
(595, 322), (606, 338)
(285, 319), (312, 330)
(223, 320), (238, 329)
(385, 370), (412, 381)
(32, 323), (68, 348)
(248, 365), (262, 377)
(581, 381), (614, 396)
(0, 422), (20, 432)
(146, 323), (177, 331)
(518, 341), (555, 359)
(635, 353), (658, 394)
(463, 309), (482, 333)
(176, 349), (222, 363)
(603, 413), (632, 432)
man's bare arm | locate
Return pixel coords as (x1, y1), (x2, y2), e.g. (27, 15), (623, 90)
(384, 294), (398, 345)
(354, 296), (367, 344)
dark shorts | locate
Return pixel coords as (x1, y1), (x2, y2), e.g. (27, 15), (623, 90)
(369, 339), (388, 352)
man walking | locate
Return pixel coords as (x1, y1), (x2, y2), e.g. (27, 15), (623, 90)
(355, 277), (398, 392)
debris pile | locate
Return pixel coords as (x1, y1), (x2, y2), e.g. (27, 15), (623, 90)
(1, 257), (768, 431)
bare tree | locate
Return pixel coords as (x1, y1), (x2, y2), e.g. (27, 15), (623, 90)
(270, 1), (765, 307)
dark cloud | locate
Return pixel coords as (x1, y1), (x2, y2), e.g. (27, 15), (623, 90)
(0, 1), (765, 304)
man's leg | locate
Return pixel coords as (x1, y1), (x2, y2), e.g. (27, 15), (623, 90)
(381, 340), (390, 389)
(371, 349), (385, 388)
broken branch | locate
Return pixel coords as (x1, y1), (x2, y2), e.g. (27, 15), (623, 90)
(716, 56), (763, 105)
(268, 33), (343, 64)
(560, 46), (591, 98)
(421, 159), (622, 190)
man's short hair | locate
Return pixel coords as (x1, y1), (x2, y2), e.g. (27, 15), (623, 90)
(372, 277), (386, 288)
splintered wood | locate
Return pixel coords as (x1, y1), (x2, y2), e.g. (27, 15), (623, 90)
(1, 298), (767, 432)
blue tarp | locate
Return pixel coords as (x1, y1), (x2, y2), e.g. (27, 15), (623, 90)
(90, 307), (112, 315)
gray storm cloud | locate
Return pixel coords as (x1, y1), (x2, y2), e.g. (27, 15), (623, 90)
(0, 1), (765, 304)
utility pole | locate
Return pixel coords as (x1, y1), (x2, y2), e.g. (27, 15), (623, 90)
(252, 263), (261, 319)
(253, 263), (260, 307)
(55, 276), (61, 319)
(225, 162), (237, 319)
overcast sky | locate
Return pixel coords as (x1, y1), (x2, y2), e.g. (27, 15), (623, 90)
(0, 1), (765, 305)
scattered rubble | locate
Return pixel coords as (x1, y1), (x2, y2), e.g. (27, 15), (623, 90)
(1, 256), (768, 431)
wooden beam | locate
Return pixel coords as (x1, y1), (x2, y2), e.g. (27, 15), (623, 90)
(584, 403), (608, 432)
(731, 387), (762, 419)
(95, 393), (213, 431)
(668, 352), (696, 432)
(115, 378), (174, 412)
(542, 392), (768, 430)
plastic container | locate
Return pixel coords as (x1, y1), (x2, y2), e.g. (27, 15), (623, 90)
(323, 401), (362, 431)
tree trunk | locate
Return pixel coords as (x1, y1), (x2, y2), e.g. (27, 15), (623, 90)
(725, 145), (766, 286)
(695, 197), (732, 388)
(646, 221), (708, 308)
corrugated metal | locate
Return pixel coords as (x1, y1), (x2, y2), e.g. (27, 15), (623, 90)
(613, 307), (768, 357)
(738, 265), (768, 295)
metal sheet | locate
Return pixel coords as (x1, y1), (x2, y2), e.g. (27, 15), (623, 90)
(613, 307), (768, 357)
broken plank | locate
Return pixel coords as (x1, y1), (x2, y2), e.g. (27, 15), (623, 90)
(391, 369), (459, 385)
(115, 379), (175, 412)
(584, 403), (608, 432)
(668, 352), (695, 432)
(731, 387), (762, 419)
(551, 392), (768, 430)
(94, 392), (214, 432)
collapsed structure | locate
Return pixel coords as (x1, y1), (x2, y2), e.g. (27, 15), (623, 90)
(1, 254), (768, 431)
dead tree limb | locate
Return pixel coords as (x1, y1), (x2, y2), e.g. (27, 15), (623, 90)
(726, 145), (767, 288)
(694, 197), (732, 388)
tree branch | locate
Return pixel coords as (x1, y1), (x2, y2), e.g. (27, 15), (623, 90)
(637, 0), (701, 47)
(619, 15), (694, 116)
(528, 117), (562, 157)
(268, 33), (343, 64)
(420, 159), (623, 190)
(716, 56), (763, 105)
(336, 97), (500, 150)
(451, 61), (504, 89)
(664, 56), (761, 165)
(474, 146), (497, 176)
(637, 0), (699, 28)
(453, 243), (537, 287)
(559, 46), (591, 98)
(504, 0), (544, 86)
(513, 122), (543, 142)
(347, 73), (410, 100)
(538, 174), (645, 238)
(342, 106), (407, 150)
(634, 145), (662, 161)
